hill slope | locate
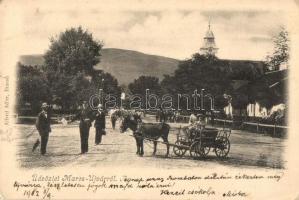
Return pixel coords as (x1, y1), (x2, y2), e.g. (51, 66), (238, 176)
(95, 48), (179, 85)
(19, 48), (180, 85)
(19, 48), (266, 86)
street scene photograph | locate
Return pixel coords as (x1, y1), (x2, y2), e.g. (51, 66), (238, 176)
(14, 3), (288, 170)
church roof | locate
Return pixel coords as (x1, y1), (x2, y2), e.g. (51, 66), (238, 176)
(204, 29), (215, 38)
(200, 22), (218, 55)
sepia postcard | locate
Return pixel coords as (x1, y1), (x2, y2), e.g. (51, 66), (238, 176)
(0, 0), (299, 199)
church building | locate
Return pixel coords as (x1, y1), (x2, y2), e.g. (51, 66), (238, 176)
(198, 21), (286, 122)
(200, 22), (218, 56)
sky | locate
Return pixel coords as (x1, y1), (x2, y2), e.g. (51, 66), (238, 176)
(1, 1), (291, 61)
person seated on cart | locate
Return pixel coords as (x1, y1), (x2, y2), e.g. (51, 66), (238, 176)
(186, 112), (199, 140)
(187, 113), (207, 140)
(196, 113), (206, 129)
(189, 112), (197, 125)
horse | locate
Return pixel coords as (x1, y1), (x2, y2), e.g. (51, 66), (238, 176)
(120, 113), (170, 157)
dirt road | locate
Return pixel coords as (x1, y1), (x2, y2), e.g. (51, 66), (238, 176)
(15, 115), (285, 169)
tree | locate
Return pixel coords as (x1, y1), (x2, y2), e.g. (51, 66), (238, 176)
(71, 72), (99, 108)
(161, 54), (232, 110)
(95, 70), (121, 96)
(16, 63), (50, 114)
(128, 76), (162, 108)
(50, 73), (87, 112)
(161, 75), (177, 94)
(17, 27), (122, 113)
(44, 26), (103, 76)
(129, 76), (162, 95)
(43, 27), (103, 109)
(266, 27), (289, 71)
(42, 27), (122, 111)
(45, 69), (121, 111)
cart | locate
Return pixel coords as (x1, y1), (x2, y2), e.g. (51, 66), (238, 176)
(173, 125), (231, 159)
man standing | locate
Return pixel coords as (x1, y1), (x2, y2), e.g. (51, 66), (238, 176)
(159, 107), (166, 122)
(33, 102), (51, 155)
(110, 108), (117, 130)
(94, 104), (106, 145)
(71, 101), (94, 154)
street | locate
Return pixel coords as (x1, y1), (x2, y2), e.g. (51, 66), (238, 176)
(15, 115), (285, 169)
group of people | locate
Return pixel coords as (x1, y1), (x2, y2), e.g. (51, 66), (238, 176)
(32, 101), (107, 155)
(156, 108), (181, 123)
(32, 101), (215, 155)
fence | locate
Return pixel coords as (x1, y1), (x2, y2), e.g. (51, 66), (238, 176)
(211, 118), (287, 138)
(152, 113), (287, 138)
(241, 121), (288, 138)
(14, 114), (74, 124)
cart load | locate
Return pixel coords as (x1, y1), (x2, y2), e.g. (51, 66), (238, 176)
(173, 125), (231, 159)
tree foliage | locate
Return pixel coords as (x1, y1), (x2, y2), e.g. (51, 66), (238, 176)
(44, 26), (103, 75)
(95, 70), (121, 96)
(161, 54), (232, 110)
(266, 27), (289, 70)
(128, 76), (162, 96)
(16, 63), (50, 114)
(17, 27), (121, 113)
(128, 76), (162, 107)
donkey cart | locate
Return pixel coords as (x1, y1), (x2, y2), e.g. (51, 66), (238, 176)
(173, 126), (231, 159)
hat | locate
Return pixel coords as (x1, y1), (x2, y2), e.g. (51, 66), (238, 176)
(41, 102), (48, 108)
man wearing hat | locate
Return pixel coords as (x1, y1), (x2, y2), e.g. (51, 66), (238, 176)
(71, 101), (94, 153)
(197, 112), (206, 128)
(94, 104), (106, 145)
(32, 102), (51, 155)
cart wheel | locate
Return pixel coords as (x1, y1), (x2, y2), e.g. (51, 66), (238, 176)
(199, 146), (210, 157)
(189, 141), (201, 159)
(215, 137), (230, 158)
(173, 141), (187, 157)
(218, 129), (231, 139)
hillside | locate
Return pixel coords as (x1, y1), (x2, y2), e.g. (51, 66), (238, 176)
(19, 48), (180, 85)
(19, 48), (267, 85)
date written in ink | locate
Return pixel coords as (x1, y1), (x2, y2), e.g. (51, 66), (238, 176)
(23, 188), (52, 199)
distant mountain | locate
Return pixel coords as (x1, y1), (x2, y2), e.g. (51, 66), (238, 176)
(95, 48), (180, 85)
(19, 48), (266, 85)
(19, 48), (180, 85)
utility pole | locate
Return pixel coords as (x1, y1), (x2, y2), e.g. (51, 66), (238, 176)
(201, 88), (205, 112)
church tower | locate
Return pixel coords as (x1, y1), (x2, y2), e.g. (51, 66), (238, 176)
(200, 21), (218, 56)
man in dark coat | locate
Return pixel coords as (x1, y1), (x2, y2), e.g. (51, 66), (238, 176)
(71, 101), (94, 154)
(32, 102), (51, 155)
(110, 109), (117, 130)
(159, 107), (166, 122)
(94, 104), (106, 145)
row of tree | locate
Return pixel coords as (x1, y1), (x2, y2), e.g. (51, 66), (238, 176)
(17, 27), (121, 114)
(16, 26), (288, 115)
